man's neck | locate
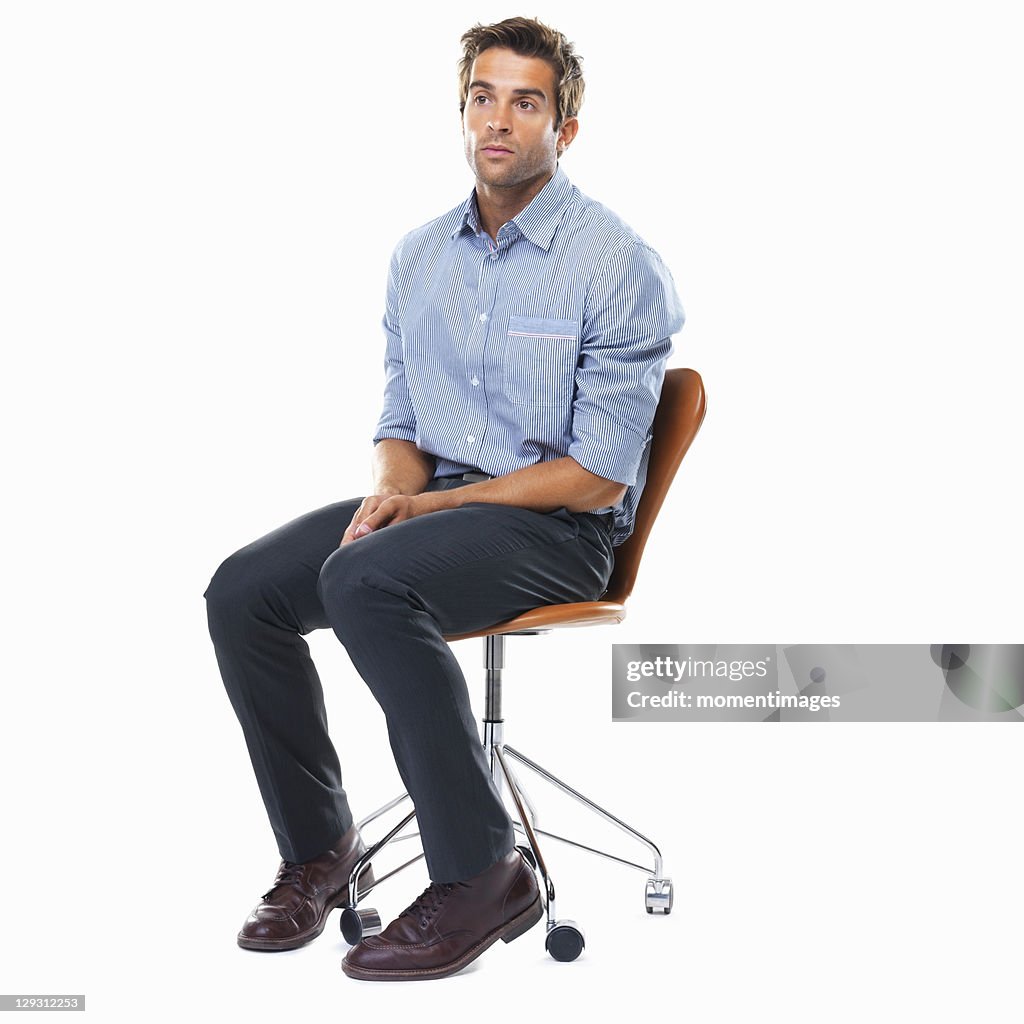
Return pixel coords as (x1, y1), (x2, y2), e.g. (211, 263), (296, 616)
(475, 170), (553, 243)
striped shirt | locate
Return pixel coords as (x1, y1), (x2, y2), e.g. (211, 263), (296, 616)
(372, 164), (685, 547)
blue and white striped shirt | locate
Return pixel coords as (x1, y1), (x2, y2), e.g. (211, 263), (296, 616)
(372, 164), (685, 547)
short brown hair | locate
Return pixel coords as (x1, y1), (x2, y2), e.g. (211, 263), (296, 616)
(457, 16), (585, 130)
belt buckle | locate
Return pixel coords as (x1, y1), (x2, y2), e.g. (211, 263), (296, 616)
(461, 471), (491, 482)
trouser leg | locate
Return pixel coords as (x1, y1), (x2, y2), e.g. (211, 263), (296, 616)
(203, 497), (365, 863)
(316, 492), (615, 883)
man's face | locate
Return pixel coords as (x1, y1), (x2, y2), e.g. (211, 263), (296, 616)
(462, 47), (577, 192)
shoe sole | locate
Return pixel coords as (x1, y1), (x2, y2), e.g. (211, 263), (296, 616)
(237, 868), (375, 952)
(340, 891), (545, 981)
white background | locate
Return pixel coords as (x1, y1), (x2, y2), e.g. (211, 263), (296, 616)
(1, 1), (1021, 1020)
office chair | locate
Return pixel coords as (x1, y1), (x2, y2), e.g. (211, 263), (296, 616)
(340, 367), (707, 961)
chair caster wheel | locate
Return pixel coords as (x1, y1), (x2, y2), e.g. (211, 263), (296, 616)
(645, 877), (673, 915)
(545, 920), (585, 962)
(340, 905), (382, 945)
(515, 844), (537, 870)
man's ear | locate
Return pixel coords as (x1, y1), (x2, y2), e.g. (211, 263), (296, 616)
(557, 115), (580, 156)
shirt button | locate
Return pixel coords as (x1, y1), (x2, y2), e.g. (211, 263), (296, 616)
(478, 313), (488, 322)
(467, 435), (476, 444)
(471, 375), (479, 386)
(489, 253), (497, 260)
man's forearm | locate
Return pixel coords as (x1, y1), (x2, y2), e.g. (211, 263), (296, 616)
(373, 438), (436, 495)
(347, 454), (628, 540)
(439, 456), (626, 514)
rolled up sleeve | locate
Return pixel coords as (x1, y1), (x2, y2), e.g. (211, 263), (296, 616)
(371, 238), (418, 445)
(568, 240), (685, 485)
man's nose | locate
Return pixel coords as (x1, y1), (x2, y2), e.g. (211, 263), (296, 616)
(487, 111), (512, 133)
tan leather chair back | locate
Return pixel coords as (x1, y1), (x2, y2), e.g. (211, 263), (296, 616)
(603, 368), (707, 605)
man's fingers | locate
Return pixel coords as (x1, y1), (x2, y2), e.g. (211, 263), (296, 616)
(357, 506), (395, 534)
(342, 503), (397, 544)
(340, 511), (371, 546)
(340, 495), (415, 546)
(341, 497), (379, 545)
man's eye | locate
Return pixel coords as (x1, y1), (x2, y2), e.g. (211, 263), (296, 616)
(473, 94), (489, 104)
(518, 100), (535, 110)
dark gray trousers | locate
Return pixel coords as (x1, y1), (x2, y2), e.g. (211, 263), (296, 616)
(203, 477), (615, 883)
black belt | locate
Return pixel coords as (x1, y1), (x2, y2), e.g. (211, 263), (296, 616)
(453, 470), (492, 482)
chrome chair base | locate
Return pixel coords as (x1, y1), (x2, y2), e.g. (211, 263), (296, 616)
(340, 633), (672, 959)
(340, 904), (381, 945)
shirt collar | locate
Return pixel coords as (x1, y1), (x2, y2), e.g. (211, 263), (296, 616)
(452, 164), (574, 251)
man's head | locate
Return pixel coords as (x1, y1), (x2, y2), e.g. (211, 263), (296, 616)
(458, 17), (584, 193)
(458, 17), (585, 132)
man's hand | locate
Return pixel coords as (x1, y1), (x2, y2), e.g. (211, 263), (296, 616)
(340, 491), (448, 546)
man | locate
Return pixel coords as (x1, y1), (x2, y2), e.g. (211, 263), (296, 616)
(203, 16), (684, 982)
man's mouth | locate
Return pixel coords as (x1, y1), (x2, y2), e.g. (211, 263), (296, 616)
(482, 145), (513, 154)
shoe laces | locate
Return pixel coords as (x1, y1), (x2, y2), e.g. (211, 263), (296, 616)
(262, 860), (314, 901)
(401, 880), (467, 928)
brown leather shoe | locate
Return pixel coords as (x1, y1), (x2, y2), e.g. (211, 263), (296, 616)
(341, 848), (542, 981)
(238, 824), (374, 951)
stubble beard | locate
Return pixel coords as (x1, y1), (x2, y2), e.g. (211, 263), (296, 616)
(467, 141), (555, 192)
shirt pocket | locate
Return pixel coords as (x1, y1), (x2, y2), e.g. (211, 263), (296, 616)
(503, 315), (581, 408)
